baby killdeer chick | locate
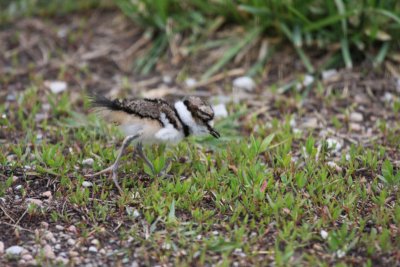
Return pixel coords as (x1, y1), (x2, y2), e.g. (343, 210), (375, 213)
(86, 95), (220, 193)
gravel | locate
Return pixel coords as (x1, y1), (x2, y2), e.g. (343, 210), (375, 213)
(6, 245), (24, 256)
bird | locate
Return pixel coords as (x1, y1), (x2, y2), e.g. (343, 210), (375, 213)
(85, 95), (220, 193)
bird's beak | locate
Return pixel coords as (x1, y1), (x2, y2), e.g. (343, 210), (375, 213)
(208, 125), (220, 139)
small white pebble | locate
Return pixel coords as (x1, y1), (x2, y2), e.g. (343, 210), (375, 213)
(326, 138), (342, 152)
(67, 225), (77, 234)
(67, 239), (75, 246)
(0, 241), (4, 254)
(43, 244), (55, 259)
(88, 246), (98, 253)
(336, 249), (346, 258)
(293, 128), (302, 135)
(162, 75), (172, 84)
(91, 239), (100, 246)
(320, 230), (328, 239)
(40, 222), (49, 229)
(22, 254), (33, 261)
(327, 161), (342, 172)
(383, 92), (393, 102)
(212, 103), (228, 118)
(233, 76), (256, 91)
(184, 78), (197, 87)
(45, 81), (67, 94)
(82, 158), (94, 167)
(349, 112), (363, 122)
(212, 231), (219, 236)
(6, 245), (24, 256)
(82, 181), (93, 188)
(162, 242), (171, 250)
(345, 154), (351, 161)
(290, 117), (296, 128)
(57, 27), (69, 38)
(26, 198), (43, 206)
(396, 79), (400, 93)
(55, 225), (64, 231)
(296, 74), (314, 90)
(15, 185), (22, 190)
(322, 69), (338, 81)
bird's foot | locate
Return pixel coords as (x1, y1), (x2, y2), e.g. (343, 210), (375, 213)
(85, 164), (123, 194)
(157, 159), (173, 179)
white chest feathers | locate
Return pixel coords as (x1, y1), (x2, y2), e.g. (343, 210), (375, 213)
(155, 113), (185, 144)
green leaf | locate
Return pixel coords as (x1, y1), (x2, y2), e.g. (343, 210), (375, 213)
(259, 134), (275, 153)
(168, 199), (177, 223)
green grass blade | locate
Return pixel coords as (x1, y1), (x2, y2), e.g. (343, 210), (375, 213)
(373, 42), (390, 67)
(341, 38), (352, 69)
(201, 27), (262, 81)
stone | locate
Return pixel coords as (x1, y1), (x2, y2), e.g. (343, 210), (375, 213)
(41, 191), (52, 198)
(43, 244), (55, 259)
(349, 123), (362, 132)
(69, 251), (79, 257)
(321, 69), (338, 81)
(320, 230), (328, 239)
(67, 239), (76, 246)
(162, 75), (172, 84)
(184, 78), (197, 87)
(44, 80), (67, 94)
(212, 103), (228, 118)
(88, 246), (98, 253)
(233, 76), (256, 91)
(6, 245), (24, 256)
(349, 112), (363, 122)
(44, 231), (56, 243)
(82, 158), (94, 166)
(26, 198), (43, 206)
(296, 74), (314, 90)
(67, 225), (77, 234)
(82, 181), (93, 188)
(22, 254), (33, 261)
(40, 222), (49, 229)
(55, 225), (64, 231)
(0, 241), (4, 254)
(56, 256), (69, 265)
(302, 117), (318, 129)
(326, 138), (342, 152)
(327, 161), (343, 172)
(91, 239), (100, 246)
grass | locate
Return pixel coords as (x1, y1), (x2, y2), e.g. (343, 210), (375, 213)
(3, 1), (399, 75)
(114, 0), (400, 75)
(0, 0), (113, 23)
(1, 1), (400, 265)
(1, 85), (400, 265)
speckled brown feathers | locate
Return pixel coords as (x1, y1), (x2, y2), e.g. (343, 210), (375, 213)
(183, 96), (214, 122)
(92, 96), (185, 132)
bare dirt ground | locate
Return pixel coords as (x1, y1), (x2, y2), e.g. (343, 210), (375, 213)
(1, 9), (400, 267)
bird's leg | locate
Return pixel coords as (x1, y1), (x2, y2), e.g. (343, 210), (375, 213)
(158, 158), (172, 178)
(136, 142), (155, 175)
(86, 133), (141, 193)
